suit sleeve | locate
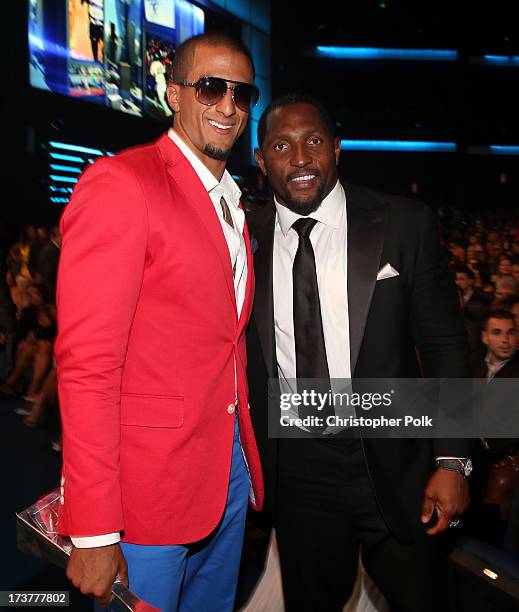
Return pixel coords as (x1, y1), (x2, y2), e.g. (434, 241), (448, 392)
(56, 158), (148, 537)
(409, 205), (473, 458)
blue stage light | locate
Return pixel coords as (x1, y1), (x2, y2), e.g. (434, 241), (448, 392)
(316, 47), (458, 61)
(489, 145), (519, 155)
(50, 152), (84, 163)
(50, 164), (82, 173)
(49, 141), (103, 155)
(49, 175), (78, 183)
(340, 140), (457, 152)
(482, 55), (519, 66)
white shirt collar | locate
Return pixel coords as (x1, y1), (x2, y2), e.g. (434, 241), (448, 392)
(274, 180), (345, 237)
(168, 128), (241, 208)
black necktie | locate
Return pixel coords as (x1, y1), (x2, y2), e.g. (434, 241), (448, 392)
(292, 218), (332, 430)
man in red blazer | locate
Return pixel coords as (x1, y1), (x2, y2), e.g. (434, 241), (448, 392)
(56, 32), (263, 611)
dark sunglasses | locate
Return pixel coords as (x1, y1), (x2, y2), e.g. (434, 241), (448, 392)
(174, 76), (260, 113)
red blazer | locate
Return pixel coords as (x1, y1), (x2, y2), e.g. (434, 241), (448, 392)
(55, 134), (264, 545)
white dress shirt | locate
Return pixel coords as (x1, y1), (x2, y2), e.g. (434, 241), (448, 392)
(273, 180), (351, 391)
(71, 129), (247, 548)
(273, 180), (465, 459)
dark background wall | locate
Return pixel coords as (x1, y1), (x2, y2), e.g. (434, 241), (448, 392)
(2, 0), (518, 245)
(270, 0), (519, 211)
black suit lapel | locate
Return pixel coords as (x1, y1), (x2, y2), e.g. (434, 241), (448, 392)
(346, 188), (388, 375)
(252, 209), (277, 378)
(496, 354), (519, 378)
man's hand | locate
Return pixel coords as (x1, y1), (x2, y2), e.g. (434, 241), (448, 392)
(66, 543), (128, 607)
(420, 468), (470, 535)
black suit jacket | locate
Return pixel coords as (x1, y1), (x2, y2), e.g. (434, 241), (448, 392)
(247, 183), (472, 544)
(471, 351), (519, 379)
(464, 291), (488, 323)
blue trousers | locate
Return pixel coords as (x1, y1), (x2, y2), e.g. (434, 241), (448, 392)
(102, 417), (249, 612)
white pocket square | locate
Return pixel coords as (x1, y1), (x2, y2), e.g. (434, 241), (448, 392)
(377, 262), (399, 281)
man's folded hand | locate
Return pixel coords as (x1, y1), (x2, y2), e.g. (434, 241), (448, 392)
(66, 543), (128, 607)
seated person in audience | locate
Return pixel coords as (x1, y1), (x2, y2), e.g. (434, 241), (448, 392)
(510, 297), (519, 349)
(0, 284), (56, 400)
(497, 255), (513, 277)
(455, 266), (487, 353)
(0, 257), (17, 378)
(492, 255), (514, 283)
(447, 240), (465, 263)
(468, 259), (494, 295)
(512, 260), (519, 285)
(28, 227), (50, 280)
(23, 363), (57, 428)
(6, 245), (32, 313)
(467, 310), (519, 545)
(470, 243), (486, 263)
(472, 309), (519, 379)
(455, 265), (488, 322)
(36, 226), (61, 305)
(493, 275), (519, 304)
(486, 241), (502, 273)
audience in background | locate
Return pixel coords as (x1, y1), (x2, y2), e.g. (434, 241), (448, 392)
(493, 276), (519, 304)
(36, 226), (61, 304)
(466, 310), (519, 547)
(28, 227), (50, 280)
(473, 310), (519, 379)
(455, 266), (487, 354)
(0, 225), (61, 449)
(0, 284), (56, 401)
(0, 256), (17, 378)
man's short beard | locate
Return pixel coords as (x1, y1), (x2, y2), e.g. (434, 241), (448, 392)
(282, 185), (326, 216)
(204, 143), (231, 161)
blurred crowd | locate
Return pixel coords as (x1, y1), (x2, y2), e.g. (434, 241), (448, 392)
(440, 207), (519, 352)
(439, 206), (519, 554)
(0, 224), (61, 447)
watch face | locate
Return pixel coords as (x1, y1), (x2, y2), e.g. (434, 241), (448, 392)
(464, 459), (473, 476)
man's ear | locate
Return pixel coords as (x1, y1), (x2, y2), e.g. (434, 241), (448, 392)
(254, 147), (267, 176)
(167, 83), (180, 114)
(334, 136), (341, 165)
(481, 330), (488, 347)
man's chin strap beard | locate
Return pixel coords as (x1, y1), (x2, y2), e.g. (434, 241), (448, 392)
(204, 144), (231, 161)
(284, 192), (325, 216)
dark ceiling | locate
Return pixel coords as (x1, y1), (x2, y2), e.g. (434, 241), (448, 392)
(272, 0), (518, 53)
(267, 0), (519, 209)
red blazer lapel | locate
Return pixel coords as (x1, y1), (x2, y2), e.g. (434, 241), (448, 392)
(157, 134), (237, 314)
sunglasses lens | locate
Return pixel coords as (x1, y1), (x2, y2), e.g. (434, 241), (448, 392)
(195, 77), (259, 112)
(196, 77), (227, 105)
(233, 84), (260, 112)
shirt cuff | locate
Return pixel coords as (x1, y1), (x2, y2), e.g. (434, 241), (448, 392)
(71, 533), (121, 548)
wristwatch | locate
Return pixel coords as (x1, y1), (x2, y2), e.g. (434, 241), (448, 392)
(435, 458), (473, 478)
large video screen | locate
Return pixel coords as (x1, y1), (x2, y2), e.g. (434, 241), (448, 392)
(29, 0), (205, 120)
